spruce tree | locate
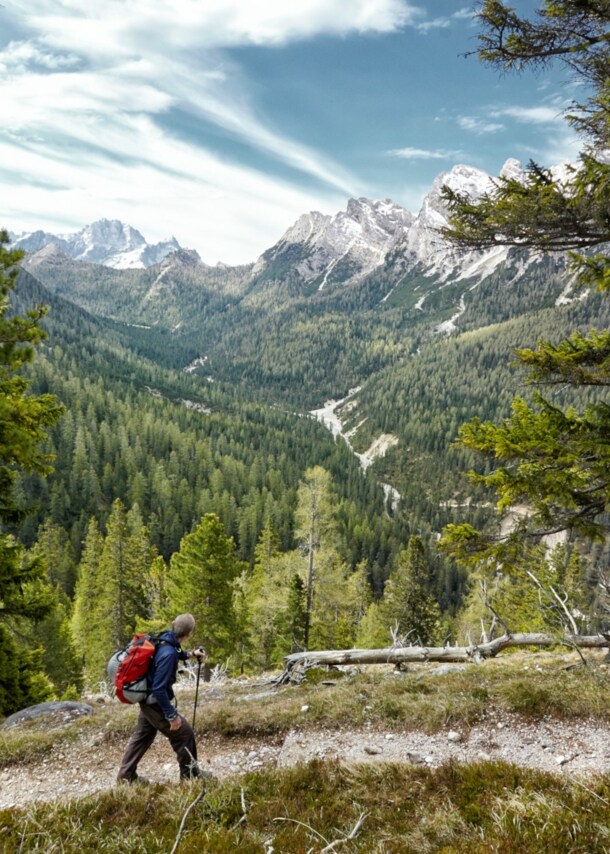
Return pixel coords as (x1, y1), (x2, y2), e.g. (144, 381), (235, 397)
(0, 231), (63, 714)
(439, 3), (610, 576)
(167, 513), (242, 663)
(380, 536), (441, 645)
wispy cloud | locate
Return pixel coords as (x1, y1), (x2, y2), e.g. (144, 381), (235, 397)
(388, 146), (464, 161)
(415, 7), (473, 33)
(458, 116), (505, 135)
(2, 1), (425, 260)
(21, 0), (421, 53)
(491, 105), (566, 124)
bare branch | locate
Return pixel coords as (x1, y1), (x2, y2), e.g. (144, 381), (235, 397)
(320, 812), (369, 852)
(479, 579), (511, 636)
(277, 633), (610, 679)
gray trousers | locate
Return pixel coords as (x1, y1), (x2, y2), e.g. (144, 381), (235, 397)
(117, 702), (198, 781)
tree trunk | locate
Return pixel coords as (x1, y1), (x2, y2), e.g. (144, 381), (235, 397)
(276, 633), (610, 683)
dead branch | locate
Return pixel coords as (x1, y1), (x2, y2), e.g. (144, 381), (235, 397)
(480, 579), (510, 637)
(170, 778), (207, 854)
(274, 633), (610, 683)
(320, 812), (368, 852)
(273, 816), (329, 847)
(230, 788), (248, 832)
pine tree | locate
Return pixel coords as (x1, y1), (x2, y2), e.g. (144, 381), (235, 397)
(281, 573), (307, 655)
(239, 519), (284, 669)
(0, 231), (63, 713)
(72, 518), (105, 684)
(31, 521), (77, 598)
(380, 536), (441, 645)
(0, 624), (53, 715)
(72, 504), (156, 686)
(98, 499), (149, 653)
(439, 3), (610, 572)
(36, 590), (83, 695)
(294, 466), (335, 647)
(167, 513), (242, 663)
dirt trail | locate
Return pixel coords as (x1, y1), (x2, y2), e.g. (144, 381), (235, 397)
(3, 712), (610, 810)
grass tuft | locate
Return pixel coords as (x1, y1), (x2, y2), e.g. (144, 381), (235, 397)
(3, 760), (610, 852)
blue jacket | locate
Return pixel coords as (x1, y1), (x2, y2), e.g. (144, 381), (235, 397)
(147, 630), (188, 720)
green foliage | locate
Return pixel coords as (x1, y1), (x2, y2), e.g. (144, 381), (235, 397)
(380, 535), (442, 645)
(439, 2), (610, 590)
(30, 520), (77, 598)
(72, 506), (157, 687)
(0, 233), (64, 714)
(71, 518), (104, 681)
(168, 513), (243, 663)
(355, 600), (388, 648)
(36, 590), (83, 695)
(0, 624), (53, 716)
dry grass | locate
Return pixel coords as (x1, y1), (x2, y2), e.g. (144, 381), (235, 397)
(2, 759), (610, 852)
(3, 651), (610, 768)
(185, 652), (610, 739)
(3, 654), (610, 851)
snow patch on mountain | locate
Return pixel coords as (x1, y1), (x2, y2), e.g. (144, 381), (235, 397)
(310, 391), (399, 478)
(400, 162), (510, 282)
(12, 219), (181, 269)
(254, 198), (414, 287)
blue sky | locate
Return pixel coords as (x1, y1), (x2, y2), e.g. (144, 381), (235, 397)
(1, 1), (580, 264)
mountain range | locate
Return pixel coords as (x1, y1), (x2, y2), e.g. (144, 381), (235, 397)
(16, 159), (573, 325)
(11, 219), (181, 269)
(14, 159), (520, 280)
(11, 154), (604, 571)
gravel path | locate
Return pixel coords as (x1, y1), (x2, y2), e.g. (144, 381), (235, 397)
(3, 712), (610, 810)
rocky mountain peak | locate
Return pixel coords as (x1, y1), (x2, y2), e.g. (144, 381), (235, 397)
(253, 196), (413, 288)
(11, 220), (182, 270)
(159, 248), (202, 269)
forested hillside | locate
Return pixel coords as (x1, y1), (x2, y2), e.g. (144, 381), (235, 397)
(6, 0), (610, 706)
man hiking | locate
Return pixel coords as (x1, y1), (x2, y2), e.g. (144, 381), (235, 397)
(117, 613), (206, 783)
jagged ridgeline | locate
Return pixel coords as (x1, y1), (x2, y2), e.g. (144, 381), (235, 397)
(12, 158), (608, 612)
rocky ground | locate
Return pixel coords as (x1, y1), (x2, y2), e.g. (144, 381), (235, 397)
(2, 709), (610, 811)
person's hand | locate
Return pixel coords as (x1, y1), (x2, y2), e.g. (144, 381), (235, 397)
(169, 716), (182, 732)
(192, 647), (206, 663)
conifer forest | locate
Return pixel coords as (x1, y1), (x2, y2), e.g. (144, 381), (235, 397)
(3, 1), (610, 722)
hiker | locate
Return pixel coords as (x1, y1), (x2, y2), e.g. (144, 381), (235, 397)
(117, 613), (206, 783)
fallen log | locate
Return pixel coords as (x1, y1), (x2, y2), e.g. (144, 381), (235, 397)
(276, 633), (610, 684)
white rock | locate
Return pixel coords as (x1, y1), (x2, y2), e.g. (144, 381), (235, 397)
(447, 731), (462, 743)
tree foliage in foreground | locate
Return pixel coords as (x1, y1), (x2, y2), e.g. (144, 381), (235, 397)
(439, 2), (610, 586)
(0, 231), (63, 714)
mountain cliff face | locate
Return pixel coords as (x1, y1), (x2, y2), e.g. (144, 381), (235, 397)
(16, 158), (573, 337)
(11, 219), (181, 269)
(252, 198), (415, 290)
(15, 158), (555, 296)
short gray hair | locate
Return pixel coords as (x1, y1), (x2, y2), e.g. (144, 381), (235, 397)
(172, 613), (196, 638)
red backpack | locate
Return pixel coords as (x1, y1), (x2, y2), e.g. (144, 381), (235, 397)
(107, 634), (164, 704)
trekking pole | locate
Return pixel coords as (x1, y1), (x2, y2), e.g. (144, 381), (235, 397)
(192, 659), (202, 731)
